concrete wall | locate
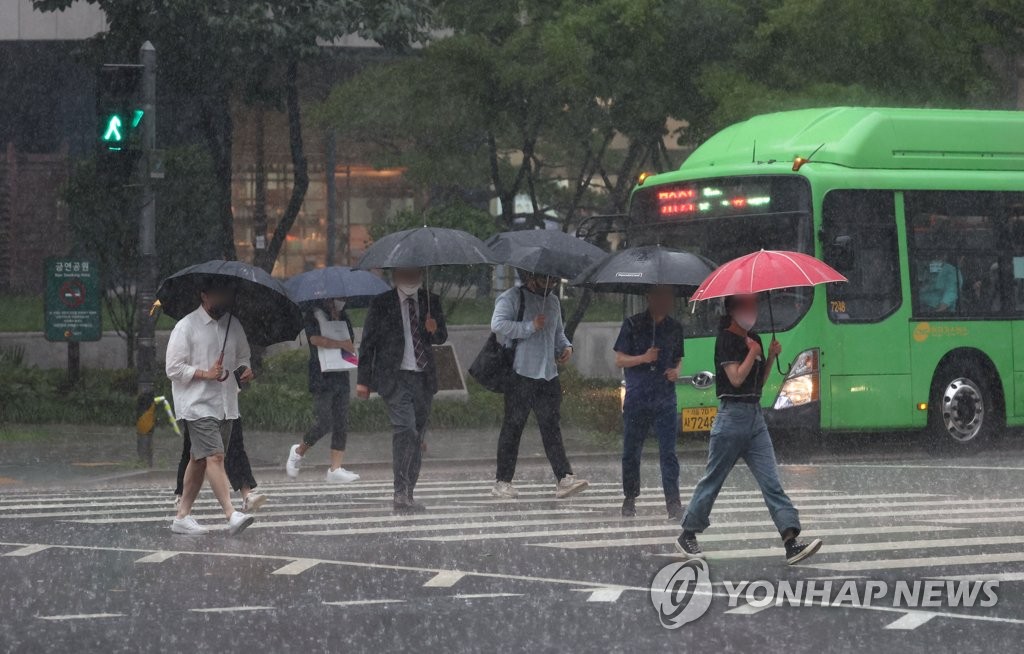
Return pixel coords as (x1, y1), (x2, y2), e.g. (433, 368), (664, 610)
(0, 0), (107, 41)
(2, 322), (625, 380)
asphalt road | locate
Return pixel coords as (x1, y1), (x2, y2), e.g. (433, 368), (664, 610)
(2, 433), (1023, 653)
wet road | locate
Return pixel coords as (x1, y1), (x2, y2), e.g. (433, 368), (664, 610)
(1, 434), (1023, 653)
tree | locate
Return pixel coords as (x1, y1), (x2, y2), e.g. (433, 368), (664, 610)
(699, 0), (1024, 129)
(63, 146), (221, 365)
(34, 0), (435, 272)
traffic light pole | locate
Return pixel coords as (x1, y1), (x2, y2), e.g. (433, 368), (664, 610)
(135, 41), (157, 466)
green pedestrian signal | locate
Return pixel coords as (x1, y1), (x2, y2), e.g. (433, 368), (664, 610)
(96, 64), (144, 155)
(102, 114), (124, 143)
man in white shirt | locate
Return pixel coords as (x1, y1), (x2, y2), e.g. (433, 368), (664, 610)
(165, 277), (256, 536)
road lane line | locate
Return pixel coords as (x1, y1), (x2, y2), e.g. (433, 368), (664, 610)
(3, 544), (50, 557)
(647, 535), (1024, 560)
(883, 612), (938, 630)
(415, 524), (951, 544)
(190, 606), (274, 613)
(135, 551), (178, 564)
(423, 571), (466, 587)
(271, 559), (320, 575)
(809, 551), (1024, 572)
(323, 599), (405, 607)
(37, 613), (124, 621)
(726, 603), (773, 615)
(450, 593), (523, 600)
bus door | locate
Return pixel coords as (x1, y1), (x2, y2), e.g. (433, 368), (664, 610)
(820, 190), (912, 430)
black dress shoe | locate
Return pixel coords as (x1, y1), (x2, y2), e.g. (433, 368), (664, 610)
(621, 497), (636, 517)
(666, 499), (684, 521)
(393, 493), (427, 512)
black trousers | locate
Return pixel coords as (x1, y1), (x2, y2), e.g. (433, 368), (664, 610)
(496, 374), (573, 483)
(174, 418), (257, 495)
(382, 371), (432, 497)
(303, 380), (350, 451)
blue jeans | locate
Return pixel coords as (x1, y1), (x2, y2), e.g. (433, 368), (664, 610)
(681, 401), (800, 537)
(622, 400), (680, 502)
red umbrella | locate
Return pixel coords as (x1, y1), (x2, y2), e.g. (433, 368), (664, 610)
(691, 250), (847, 372)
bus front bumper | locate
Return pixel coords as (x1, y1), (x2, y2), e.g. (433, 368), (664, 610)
(763, 401), (821, 435)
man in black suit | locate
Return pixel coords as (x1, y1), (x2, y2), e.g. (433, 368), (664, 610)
(356, 267), (448, 512)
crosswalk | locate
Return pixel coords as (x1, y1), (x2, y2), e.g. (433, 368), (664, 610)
(1, 477), (1024, 579)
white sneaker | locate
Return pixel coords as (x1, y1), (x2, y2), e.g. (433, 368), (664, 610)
(242, 493), (267, 513)
(227, 511), (255, 536)
(286, 444), (302, 479)
(555, 474), (589, 499)
(325, 467), (359, 483)
(491, 481), (519, 498)
(171, 515), (209, 535)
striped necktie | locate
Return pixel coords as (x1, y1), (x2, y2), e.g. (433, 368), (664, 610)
(406, 296), (429, 369)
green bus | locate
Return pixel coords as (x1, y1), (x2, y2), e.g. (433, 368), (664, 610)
(626, 107), (1024, 448)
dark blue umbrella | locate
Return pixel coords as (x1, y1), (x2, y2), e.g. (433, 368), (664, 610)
(156, 260), (302, 347)
(285, 266), (390, 308)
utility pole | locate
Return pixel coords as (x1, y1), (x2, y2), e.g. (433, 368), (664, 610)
(135, 41), (158, 466)
(325, 129), (337, 266)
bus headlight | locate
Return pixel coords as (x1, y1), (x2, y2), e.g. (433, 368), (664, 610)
(773, 349), (820, 410)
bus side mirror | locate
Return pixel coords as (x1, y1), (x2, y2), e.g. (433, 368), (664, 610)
(828, 235), (855, 271)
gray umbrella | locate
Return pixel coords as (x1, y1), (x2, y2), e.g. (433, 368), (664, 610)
(571, 245), (715, 296)
(355, 226), (495, 270)
(487, 229), (605, 279)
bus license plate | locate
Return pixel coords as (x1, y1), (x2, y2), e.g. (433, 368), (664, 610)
(682, 407), (716, 432)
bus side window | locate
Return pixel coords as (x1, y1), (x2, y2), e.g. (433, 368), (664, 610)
(822, 190), (901, 323)
(906, 191), (1022, 318)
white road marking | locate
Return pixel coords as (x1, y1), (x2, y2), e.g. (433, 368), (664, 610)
(536, 524), (966, 548)
(650, 535), (1024, 561)
(450, 593), (523, 600)
(135, 551), (178, 564)
(417, 524), (951, 545)
(271, 559), (320, 575)
(884, 611), (938, 630)
(810, 551), (1024, 572)
(726, 603), (772, 615)
(929, 572), (1024, 582)
(583, 588), (625, 602)
(323, 599), (405, 607)
(423, 571), (466, 587)
(570, 497), (1024, 512)
(3, 544), (50, 557)
(37, 613), (124, 621)
(190, 606), (275, 613)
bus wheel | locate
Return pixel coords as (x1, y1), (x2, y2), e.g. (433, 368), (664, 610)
(928, 367), (996, 449)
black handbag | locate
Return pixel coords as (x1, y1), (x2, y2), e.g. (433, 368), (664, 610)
(469, 288), (526, 393)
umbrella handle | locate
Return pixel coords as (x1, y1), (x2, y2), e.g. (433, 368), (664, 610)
(766, 294), (788, 376)
(218, 314), (232, 381)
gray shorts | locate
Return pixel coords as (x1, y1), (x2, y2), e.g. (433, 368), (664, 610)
(183, 418), (234, 460)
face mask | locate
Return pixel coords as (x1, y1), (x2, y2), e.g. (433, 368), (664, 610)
(397, 282), (421, 296)
(734, 312), (757, 331)
(332, 299), (346, 312)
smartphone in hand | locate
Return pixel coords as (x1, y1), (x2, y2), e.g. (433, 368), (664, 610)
(233, 366), (250, 390)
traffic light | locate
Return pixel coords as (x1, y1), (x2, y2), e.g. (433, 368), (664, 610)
(96, 64), (144, 154)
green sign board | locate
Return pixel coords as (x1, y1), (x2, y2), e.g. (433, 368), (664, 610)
(44, 258), (101, 342)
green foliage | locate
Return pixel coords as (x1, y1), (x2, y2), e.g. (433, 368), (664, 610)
(0, 349), (620, 436)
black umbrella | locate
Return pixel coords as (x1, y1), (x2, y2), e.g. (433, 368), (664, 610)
(355, 226), (496, 270)
(487, 229), (605, 279)
(156, 260), (303, 348)
(572, 245), (715, 296)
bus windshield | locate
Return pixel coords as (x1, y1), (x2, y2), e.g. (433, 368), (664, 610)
(628, 176), (814, 338)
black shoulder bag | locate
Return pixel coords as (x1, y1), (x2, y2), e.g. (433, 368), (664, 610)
(469, 288), (526, 393)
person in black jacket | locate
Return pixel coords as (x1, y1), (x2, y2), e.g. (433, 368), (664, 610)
(356, 267), (448, 512)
